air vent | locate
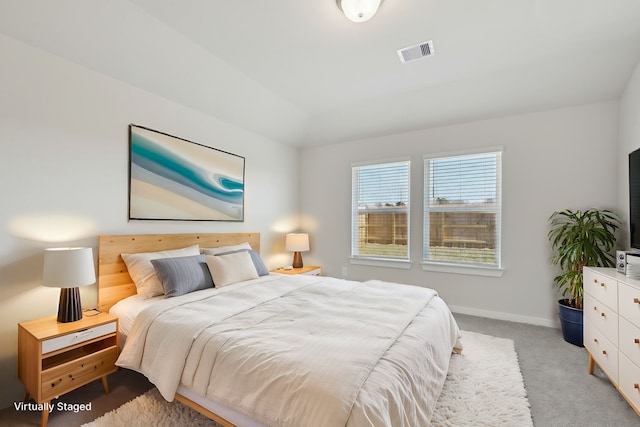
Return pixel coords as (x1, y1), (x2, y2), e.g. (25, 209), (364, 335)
(397, 40), (434, 64)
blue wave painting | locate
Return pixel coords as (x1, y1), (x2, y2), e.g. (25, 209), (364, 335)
(129, 125), (244, 221)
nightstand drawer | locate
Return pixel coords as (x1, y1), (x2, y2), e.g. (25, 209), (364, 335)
(301, 267), (321, 276)
(584, 269), (618, 310)
(41, 346), (118, 401)
(42, 321), (116, 354)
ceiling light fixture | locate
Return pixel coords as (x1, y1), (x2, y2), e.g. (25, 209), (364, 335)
(337, 0), (382, 23)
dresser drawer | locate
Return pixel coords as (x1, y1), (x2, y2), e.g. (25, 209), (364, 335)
(584, 294), (618, 346)
(584, 269), (618, 310)
(619, 282), (640, 327)
(41, 346), (118, 401)
(42, 321), (117, 354)
(585, 318), (618, 383)
(620, 316), (640, 365)
(619, 353), (640, 412)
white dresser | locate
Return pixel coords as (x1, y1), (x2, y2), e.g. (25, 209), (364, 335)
(583, 267), (640, 415)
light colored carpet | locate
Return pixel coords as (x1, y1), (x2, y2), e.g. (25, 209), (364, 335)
(83, 330), (532, 427)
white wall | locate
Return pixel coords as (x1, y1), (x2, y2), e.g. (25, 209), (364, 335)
(617, 61), (640, 242)
(0, 35), (299, 409)
(300, 102), (619, 327)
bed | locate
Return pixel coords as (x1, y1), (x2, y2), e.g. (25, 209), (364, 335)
(98, 232), (462, 427)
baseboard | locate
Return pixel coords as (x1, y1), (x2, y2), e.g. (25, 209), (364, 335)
(449, 305), (559, 329)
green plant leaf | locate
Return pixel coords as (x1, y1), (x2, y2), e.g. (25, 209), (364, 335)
(548, 208), (620, 308)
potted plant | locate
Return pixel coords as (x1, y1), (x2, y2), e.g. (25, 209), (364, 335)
(548, 208), (620, 346)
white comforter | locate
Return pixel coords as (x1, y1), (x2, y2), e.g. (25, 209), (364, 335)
(117, 274), (461, 427)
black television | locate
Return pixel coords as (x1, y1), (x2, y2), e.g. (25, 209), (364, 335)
(630, 148), (640, 249)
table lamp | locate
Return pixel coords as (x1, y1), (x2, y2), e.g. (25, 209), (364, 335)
(42, 247), (96, 323)
(286, 233), (309, 268)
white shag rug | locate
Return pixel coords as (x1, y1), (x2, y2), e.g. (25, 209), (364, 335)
(83, 330), (532, 427)
(431, 331), (533, 426)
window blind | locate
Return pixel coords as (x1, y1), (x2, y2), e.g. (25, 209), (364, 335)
(352, 160), (410, 260)
(423, 150), (502, 268)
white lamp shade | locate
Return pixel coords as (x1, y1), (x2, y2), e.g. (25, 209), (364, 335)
(339, 0), (382, 23)
(286, 233), (310, 252)
(43, 247), (96, 288)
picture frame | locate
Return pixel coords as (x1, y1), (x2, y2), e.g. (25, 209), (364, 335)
(128, 124), (245, 221)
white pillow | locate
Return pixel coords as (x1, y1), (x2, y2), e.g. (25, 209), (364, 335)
(121, 245), (200, 298)
(201, 242), (252, 255)
(205, 252), (258, 288)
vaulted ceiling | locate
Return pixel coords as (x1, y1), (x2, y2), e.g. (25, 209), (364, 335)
(2, 0), (640, 146)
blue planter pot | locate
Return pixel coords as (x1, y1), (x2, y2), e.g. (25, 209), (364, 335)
(558, 299), (583, 347)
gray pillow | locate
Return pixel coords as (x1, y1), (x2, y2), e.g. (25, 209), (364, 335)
(151, 255), (213, 298)
(215, 249), (269, 276)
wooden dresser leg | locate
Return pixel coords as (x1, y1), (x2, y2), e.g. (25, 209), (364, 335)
(588, 352), (595, 375)
(101, 376), (110, 395)
(40, 401), (49, 427)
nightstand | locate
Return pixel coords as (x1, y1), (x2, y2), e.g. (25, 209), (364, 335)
(18, 312), (118, 427)
(272, 265), (322, 276)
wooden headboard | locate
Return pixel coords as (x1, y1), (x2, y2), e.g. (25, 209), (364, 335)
(97, 232), (260, 313)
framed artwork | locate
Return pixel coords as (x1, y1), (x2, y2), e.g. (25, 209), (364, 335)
(128, 124), (245, 221)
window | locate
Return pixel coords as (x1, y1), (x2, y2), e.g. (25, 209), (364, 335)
(423, 149), (502, 272)
(351, 160), (410, 263)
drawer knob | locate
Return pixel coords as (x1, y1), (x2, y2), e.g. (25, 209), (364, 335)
(635, 338), (640, 344)
(594, 306), (598, 311)
(634, 298), (640, 304)
(602, 350), (607, 355)
(594, 279), (598, 283)
(601, 312), (606, 317)
(635, 384), (640, 390)
(600, 282), (606, 287)
(594, 338), (599, 343)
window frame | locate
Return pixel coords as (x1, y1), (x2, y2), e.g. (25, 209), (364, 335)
(422, 147), (504, 277)
(350, 158), (412, 269)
